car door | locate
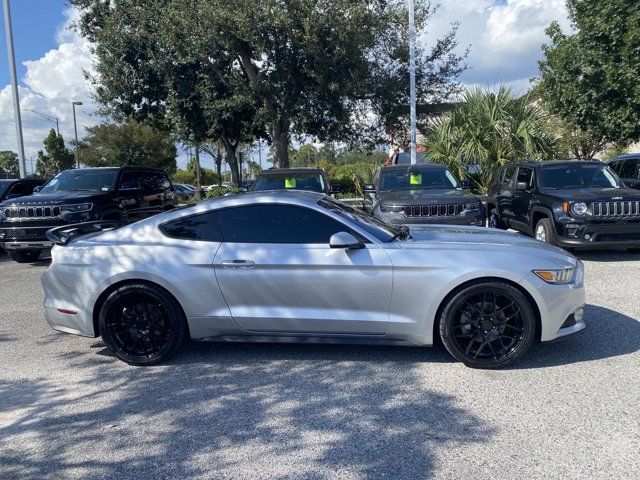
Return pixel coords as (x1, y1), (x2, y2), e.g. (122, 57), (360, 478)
(213, 203), (393, 335)
(511, 167), (535, 231)
(497, 166), (517, 224)
(4, 182), (35, 200)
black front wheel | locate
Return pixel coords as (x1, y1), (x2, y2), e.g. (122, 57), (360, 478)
(488, 208), (507, 230)
(534, 218), (557, 246)
(99, 283), (188, 365)
(439, 280), (536, 369)
(9, 250), (41, 263)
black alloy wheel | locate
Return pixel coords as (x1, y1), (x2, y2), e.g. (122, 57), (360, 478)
(9, 250), (41, 263)
(439, 281), (536, 368)
(99, 283), (187, 365)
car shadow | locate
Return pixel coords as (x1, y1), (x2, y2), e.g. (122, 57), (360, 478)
(515, 304), (640, 369)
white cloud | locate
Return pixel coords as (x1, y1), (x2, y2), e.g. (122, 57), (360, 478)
(0, 8), (99, 172)
(424, 0), (572, 94)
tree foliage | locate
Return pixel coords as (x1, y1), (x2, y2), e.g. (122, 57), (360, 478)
(78, 121), (177, 173)
(71, 0), (465, 170)
(0, 151), (19, 178)
(537, 0), (640, 150)
(424, 87), (560, 193)
(36, 129), (75, 178)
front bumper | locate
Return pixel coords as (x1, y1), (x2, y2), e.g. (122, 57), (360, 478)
(557, 223), (640, 249)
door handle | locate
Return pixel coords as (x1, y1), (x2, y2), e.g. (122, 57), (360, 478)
(222, 260), (256, 269)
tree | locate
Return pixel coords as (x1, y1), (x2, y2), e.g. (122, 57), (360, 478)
(537, 1), (640, 150)
(0, 151), (19, 178)
(78, 121), (177, 173)
(424, 87), (560, 193)
(72, 0), (465, 169)
(36, 129), (75, 178)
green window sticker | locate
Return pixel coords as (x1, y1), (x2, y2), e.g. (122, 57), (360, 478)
(285, 177), (297, 189)
(409, 173), (422, 185)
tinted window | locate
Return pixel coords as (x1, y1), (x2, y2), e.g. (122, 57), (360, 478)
(140, 172), (172, 193)
(379, 167), (459, 191)
(160, 212), (223, 242)
(218, 204), (347, 244)
(40, 170), (117, 194)
(516, 167), (533, 187)
(538, 164), (622, 189)
(119, 171), (141, 190)
(501, 167), (516, 187)
(318, 197), (397, 242)
(253, 173), (325, 193)
(6, 182), (36, 197)
(608, 160), (622, 174)
(619, 159), (639, 179)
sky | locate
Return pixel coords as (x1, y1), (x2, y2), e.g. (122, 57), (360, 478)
(0, 0), (573, 173)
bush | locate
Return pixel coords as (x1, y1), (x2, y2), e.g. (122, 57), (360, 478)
(205, 186), (239, 199)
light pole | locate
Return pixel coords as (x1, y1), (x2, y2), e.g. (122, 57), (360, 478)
(72, 101), (83, 168)
(2, 0), (27, 178)
(25, 109), (59, 135)
(408, 0), (417, 165)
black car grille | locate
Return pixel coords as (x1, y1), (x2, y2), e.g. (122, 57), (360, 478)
(404, 203), (465, 217)
(591, 201), (640, 218)
(2, 227), (49, 240)
(1, 205), (62, 220)
(596, 232), (640, 242)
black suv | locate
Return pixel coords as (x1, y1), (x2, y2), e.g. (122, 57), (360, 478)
(251, 168), (339, 195)
(0, 178), (46, 203)
(607, 154), (640, 190)
(364, 164), (485, 226)
(0, 166), (175, 262)
(487, 160), (640, 250)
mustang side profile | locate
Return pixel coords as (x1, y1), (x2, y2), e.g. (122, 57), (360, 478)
(42, 192), (586, 369)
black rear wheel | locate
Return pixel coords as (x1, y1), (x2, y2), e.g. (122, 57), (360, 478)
(99, 283), (187, 365)
(439, 281), (536, 368)
(9, 250), (41, 263)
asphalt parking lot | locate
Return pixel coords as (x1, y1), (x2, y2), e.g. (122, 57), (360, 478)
(0, 249), (639, 480)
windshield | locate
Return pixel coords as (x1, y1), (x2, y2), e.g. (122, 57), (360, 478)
(318, 197), (399, 242)
(0, 181), (11, 197)
(538, 164), (622, 189)
(253, 172), (325, 193)
(40, 170), (118, 194)
(380, 167), (459, 191)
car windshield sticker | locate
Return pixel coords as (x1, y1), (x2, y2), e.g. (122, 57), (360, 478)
(410, 173), (422, 185)
(285, 177), (297, 189)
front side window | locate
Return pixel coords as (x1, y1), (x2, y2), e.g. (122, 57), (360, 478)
(501, 167), (516, 187)
(218, 204), (348, 244)
(516, 168), (534, 187)
(538, 164), (622, 189)
(160, 211), (223, 242)
(40, 170), (117, 194)
(318, 197), (398, 242)
(619, 159), (639, 179)
(252, 173), (325, 193)
(379, 167), (459, 191)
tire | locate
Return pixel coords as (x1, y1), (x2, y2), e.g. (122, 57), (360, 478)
(488, 207), (507, 230)
(439, 280), (536, 369)
(99, 283), (188, 365)
(9, 250), (41, 263)
(534, 217), (557, 246)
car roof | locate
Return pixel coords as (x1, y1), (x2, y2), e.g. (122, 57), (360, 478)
(607, 154), (640, 162)
(260, 168), (325, 175)
(62, 166), (167, 173)
(504, 160), (603, 168)
(379, 163), (448, 171)
(0, 177), (44, 184)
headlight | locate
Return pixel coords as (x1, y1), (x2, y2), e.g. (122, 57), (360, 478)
(533, 267), (576, 284)
(379, 204), (404, 213)
(465, 202), (481, 211)
(571, 202), (588, 216)
(61, 203), (93, 213)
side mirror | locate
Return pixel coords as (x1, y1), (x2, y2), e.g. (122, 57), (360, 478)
(330, 185), (341, 194)
(460, 180), (472, 189)
(329, 232), (364, 249)
(32, 186), (42, 193)
(515, 181), (528, 191)
(363, 184), (376, 193)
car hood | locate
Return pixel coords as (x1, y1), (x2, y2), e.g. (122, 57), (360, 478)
(540, 187), (640, 202)
(398, 225), (575, 264)
(0, 192), (107, 207)
(378, 189), (481, 205)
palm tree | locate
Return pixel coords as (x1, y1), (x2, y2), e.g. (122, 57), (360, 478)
(424, 86), (560, 194)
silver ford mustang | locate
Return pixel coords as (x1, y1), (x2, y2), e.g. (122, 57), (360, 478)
(42, 191), (586, 368)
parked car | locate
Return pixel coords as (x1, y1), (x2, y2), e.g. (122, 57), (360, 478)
(43, 191), (585, 369)
(0, 178), (46, 203)
(251, 168), (339, 195)
(364, 164), (485, 226)
(607, 154), (640, 190)
(0, 166), (176, 263)
(487, 160), (640, 250)
(173, 183), (195, 202)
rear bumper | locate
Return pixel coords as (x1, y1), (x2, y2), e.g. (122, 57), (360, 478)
(557, 223), (640, 249)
